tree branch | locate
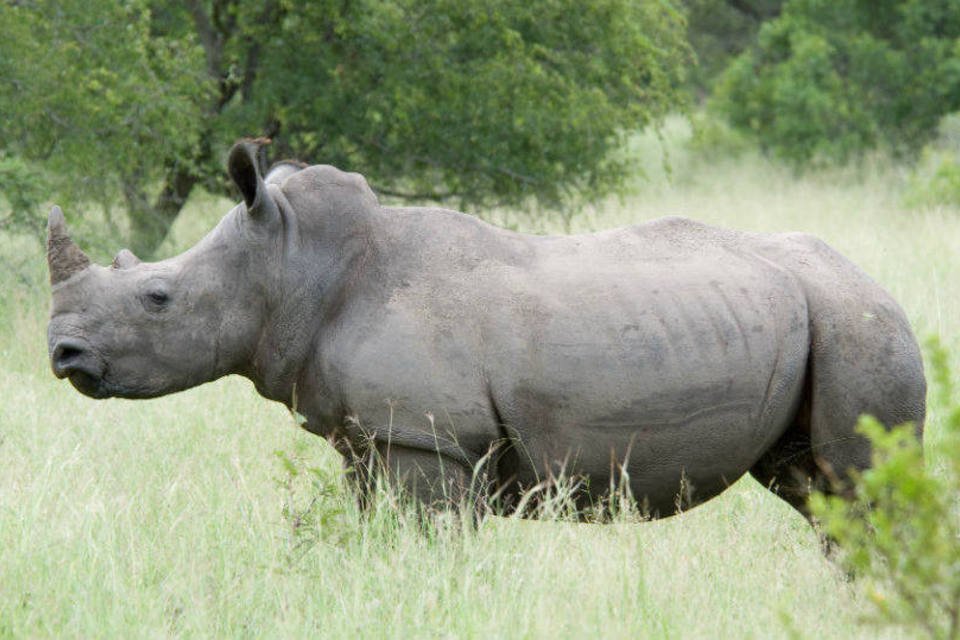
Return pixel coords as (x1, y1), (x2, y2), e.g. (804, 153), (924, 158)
(153, 165), (198, 221)
(241, 1), (285, 101)
(186, 0), (222, 79)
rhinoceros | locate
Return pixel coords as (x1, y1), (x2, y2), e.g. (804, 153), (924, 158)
(46, 140), (925, 524)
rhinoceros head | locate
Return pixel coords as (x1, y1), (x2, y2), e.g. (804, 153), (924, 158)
(46, 141), (295, 399)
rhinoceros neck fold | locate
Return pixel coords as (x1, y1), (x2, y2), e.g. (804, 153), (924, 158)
(244, 223), (378, 410)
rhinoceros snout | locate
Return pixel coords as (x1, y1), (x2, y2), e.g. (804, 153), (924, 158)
(50, 339), (106, 396)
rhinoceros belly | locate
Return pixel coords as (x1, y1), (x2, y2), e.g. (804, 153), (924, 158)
(485, 249), (809, 516)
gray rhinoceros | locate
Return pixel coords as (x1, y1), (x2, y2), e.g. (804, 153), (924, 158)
(47, 140), (925, 523)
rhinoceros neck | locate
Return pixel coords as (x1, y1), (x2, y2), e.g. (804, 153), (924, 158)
(243, 217), (378, 409)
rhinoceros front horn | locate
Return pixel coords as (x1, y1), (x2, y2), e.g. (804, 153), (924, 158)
(47, 206), (91, 285)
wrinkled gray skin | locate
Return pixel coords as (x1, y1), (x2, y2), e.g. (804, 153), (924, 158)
(47, 141), (926, 523)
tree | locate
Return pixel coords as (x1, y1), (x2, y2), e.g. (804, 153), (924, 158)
(0, 1), (207, 252)
(712, 0), (960, 166)
(0, 0), (690, 256)
(682, 0), (784, 96)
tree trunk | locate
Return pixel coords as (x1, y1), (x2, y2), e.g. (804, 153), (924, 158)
(121, 0), (282, 257)
(124, 167), (197, 258)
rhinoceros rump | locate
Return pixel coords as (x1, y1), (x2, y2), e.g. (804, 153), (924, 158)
(47, 140), (925, 523)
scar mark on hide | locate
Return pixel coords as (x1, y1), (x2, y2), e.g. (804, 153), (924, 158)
(711, 280), (752, 360)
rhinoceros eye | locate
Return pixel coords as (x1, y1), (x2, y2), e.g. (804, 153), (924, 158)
(143, 289), (171, 312)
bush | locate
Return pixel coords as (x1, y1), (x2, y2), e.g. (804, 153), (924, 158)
(682, 0), (785, 96)
(810, 339), (960, 639)
(714, 0), (960, 167)
(904, 115), (960, 210)
(905, 151), (960, 210)
(0, 153), (46, 235)
(688, 112), (758, 159)
(0, 0), (692, 256)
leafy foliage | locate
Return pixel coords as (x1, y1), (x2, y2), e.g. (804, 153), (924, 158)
(274, 445), (351, 556)
(0, 0), (690, 255)
(259, 1), (690, 211)
(810, 339), (960, 639)
(904, 115), (960, 210)
(682, 0), (785, 95)
(0, 0), (209, 252)
(713, 0), (960, 166)
(905, 152), (960, 210)
(0, 154), (46, 235)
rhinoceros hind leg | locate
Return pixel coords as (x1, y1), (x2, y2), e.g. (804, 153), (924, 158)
(749, 396), (825, 525)
(752, 231), (926, 519)
(750, 309), (926, 547)
(749, 405), (849, 559)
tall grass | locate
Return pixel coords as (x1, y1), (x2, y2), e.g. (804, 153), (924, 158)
(1, 120), (956, 638)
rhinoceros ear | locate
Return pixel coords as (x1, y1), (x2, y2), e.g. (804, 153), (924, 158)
(227, 139), (273, 218)
(112, 248), (141, 270)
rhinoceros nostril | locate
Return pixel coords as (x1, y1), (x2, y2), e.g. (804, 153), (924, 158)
(56, 345), (82, 362)
(51, 341), (89, 377)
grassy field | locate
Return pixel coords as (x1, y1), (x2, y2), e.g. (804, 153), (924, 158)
(1, 121), (957, 638)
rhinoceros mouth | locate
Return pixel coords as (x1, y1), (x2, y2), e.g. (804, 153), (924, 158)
(67, 371), (166, 400)
(50, 337), (110, 398)
(67, 369), (111, 399)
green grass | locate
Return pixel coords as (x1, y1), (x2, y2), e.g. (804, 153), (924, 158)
(1, 120), (957, 638)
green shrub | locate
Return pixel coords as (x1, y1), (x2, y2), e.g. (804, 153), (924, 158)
(810, 339), (960, 639)
(714, 0), (960, 167)
(904, 115), (960, 210)
(1, 0), (692, 256)
(905, 151), (960, 210)
(273, 443), (353, 558)
(682, 0), (786, 95)
(0, 153), (46, 235)
(688, 112), (758, 159)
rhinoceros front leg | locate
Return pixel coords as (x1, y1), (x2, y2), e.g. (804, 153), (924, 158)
(342, 442), (474, 514)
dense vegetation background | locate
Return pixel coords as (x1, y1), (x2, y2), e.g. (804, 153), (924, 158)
(1, 0), (691, 254)
(2, 1), (960, 637)
(4, 0), (960, 256)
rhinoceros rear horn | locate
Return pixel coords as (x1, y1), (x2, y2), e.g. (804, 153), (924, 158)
(47, 206), (91, 285)
(228, 139), (271, 215)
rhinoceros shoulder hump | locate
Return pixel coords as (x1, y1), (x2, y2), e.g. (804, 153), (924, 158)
(283, 165), (380, 211)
